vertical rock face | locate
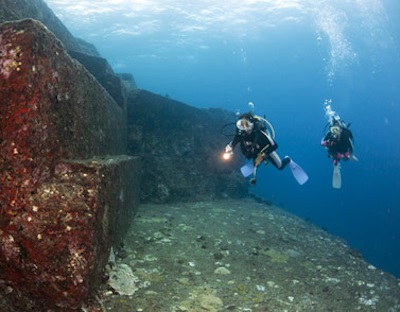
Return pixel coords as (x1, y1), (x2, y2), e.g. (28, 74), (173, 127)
(127, 90), (248, 203)
(0, 19), (139, 311)
(0, 18), (126, 158)
(68, 50), (129, 110)
(0, 0), (128, 107)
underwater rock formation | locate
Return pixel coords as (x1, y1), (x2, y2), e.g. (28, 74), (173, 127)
(0, 1), (249, 310)
(0, 19), (139, 311)
(0, 0), (131, 110)
(68, 50), (129, 110)
(0, 0), (246, 207)
(127, 90), (248, 203)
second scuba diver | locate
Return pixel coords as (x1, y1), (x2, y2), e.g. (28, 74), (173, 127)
(321, 100), (358, 188)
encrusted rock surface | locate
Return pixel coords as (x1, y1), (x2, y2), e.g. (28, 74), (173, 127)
(0, 18), (126, 156)
(0, 156), (139, 311)
(68, 50), (130, 110)
(0, 0), (133, 107)
(0, 19), (139, 311)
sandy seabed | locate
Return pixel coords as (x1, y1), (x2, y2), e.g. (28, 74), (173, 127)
(101, 198), (400, 312)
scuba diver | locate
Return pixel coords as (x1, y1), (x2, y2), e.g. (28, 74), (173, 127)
(222, 107), (308, 186)
(321, 100), (358, 189)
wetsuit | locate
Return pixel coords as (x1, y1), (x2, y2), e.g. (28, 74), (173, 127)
(322, 127), (354, 164)
(230, 127), (289, 170)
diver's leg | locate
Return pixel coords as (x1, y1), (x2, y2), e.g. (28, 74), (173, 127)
(268, 151), (290, 170)
(249, 160), (259, 185)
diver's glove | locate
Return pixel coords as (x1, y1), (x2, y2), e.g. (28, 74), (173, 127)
(225, 144), (233, 154)
(223, 144), (233, 160)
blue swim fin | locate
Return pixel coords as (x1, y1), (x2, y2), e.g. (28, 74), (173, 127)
(240, 161), (254, 178)
(289, 160), (309, 185)
(332, 164), (341, 189)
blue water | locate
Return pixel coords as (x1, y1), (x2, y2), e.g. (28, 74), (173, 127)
(46, 0), (400, 278)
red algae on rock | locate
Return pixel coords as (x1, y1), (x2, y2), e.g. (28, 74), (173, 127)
(1, 19), (139, 311)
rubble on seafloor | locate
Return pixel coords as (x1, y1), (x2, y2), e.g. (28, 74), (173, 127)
(105, 248), (149, 296)
(107, 263), (142, 296)
(99, 198), (400, 312)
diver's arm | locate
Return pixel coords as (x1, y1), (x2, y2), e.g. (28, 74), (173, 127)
(231, 134), (242, 148)
(226, 134), (241, 153)
(321, 132), (332, 146)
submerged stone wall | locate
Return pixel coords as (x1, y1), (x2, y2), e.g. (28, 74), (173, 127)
(0, 0), (132, 111)
(127, 90), (248, 203)
(0, 19), (139, 311)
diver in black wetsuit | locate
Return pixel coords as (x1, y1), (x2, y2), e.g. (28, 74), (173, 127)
(321, 120), (356, 166)
(224, 112), (290, 185)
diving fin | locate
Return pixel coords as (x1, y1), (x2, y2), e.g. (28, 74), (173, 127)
(289, 160), (309, 185)
(350, 154), (359, 162)
(332, 164), (341, 189)
(240, 161), (254, 178)
(348, 139), (359, 162)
